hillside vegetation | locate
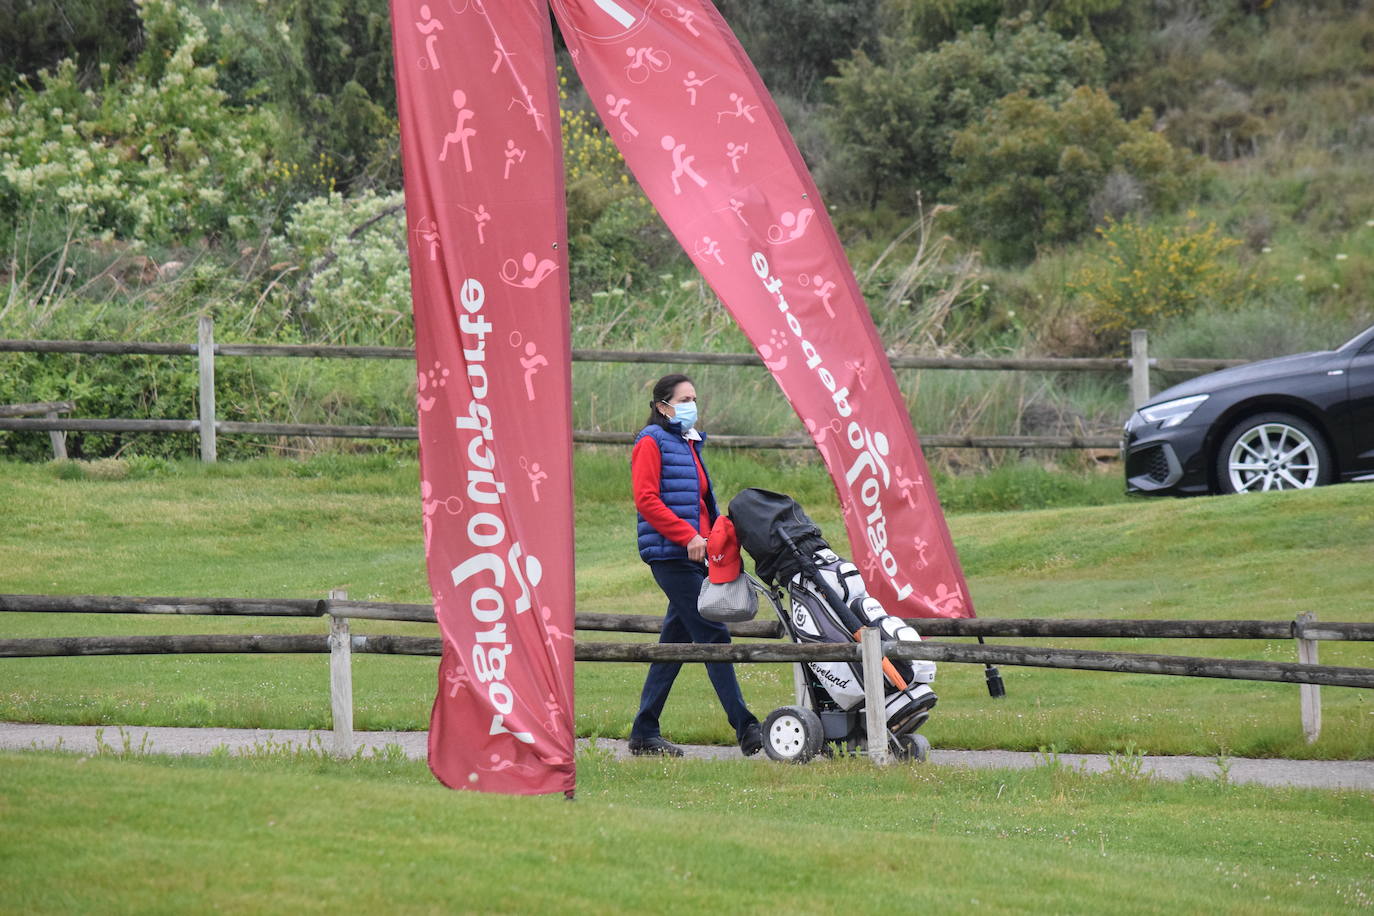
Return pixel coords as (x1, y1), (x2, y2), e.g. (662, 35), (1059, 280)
(1, 0), (1371, 464)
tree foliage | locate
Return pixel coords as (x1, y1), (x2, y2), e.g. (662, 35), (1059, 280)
(949, 87), (1198, 263)
(0, 0), (282, 243)
(716, 0), (883, 101)
(824, 14), (1105, 206)
(886, 0), (1129, 46)
(0, 0), (142, 89)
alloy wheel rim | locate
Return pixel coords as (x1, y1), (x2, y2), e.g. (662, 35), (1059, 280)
(1227, 423), (1320, 492)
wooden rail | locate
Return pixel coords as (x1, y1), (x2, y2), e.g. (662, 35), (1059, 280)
(3, 592), (1368, 756)
(0, 337), (1247, 373)
(6, 595), (1371, 642)
(3, 634), (1371, 691)
(0, 400), (72, 459)
(0, 324), (1254, 458)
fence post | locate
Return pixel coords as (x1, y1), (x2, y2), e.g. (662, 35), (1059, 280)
(197, 316), (217, 463)
(1295, 612), (1321, 743)
(44, 409), (67, 460)
(1130, 329), (1150, 408)
(328, 588), (354, 758)
(860, 627), (889, 765)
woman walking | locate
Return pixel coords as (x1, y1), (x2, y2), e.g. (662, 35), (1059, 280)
(627, 373), (762, 757)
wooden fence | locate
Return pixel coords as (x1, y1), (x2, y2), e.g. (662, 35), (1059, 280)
(3, 593), (1369, 762)
(0, 322), (1247, 460)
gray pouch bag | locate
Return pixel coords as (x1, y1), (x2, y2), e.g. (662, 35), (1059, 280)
(697, 573), (760, 623)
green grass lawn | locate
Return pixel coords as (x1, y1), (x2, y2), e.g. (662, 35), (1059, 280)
(1, 746), (1370, 914)
(1, 453), (1371, 758)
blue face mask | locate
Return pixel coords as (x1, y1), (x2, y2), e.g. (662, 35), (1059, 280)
(666, 400), (697, 432)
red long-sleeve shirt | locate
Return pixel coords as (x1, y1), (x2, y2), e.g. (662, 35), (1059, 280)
(631, 434), (710, 545)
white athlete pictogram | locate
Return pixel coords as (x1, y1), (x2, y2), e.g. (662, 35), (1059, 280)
(413, 217), (441, 261)
(683, 70), (714, 105)
(481, 753), (537, 775)
(767, 207), (815, 244)
(661, 135), (707, 194)
(501, 251), (559, 289)
(910, 535), (930, 568)
(421, 478), (463, 554)
(605, 94), (639, 140)
(844, 357), (872, 391)
(491, 35), (514, 73)
(443, 663), (470, 698)
(458, 203), (491, 244)
(695, 235), (725, 265)
(723, 197), (749, 226)
(416, 5), (444, 70)
(662, 3), (701, 36)
(541, 607), (573, 656)
(717, 92), (758, 124)
(894, 464), (924, 510)
(509, 83), (547, 133)
(805, 416), (844, 466)
(519, 455), (548, 501)
(928, 582), (965, 616)
(800, 272), (837, 318)
(440, 89), (476, 171)
(518, 340), (548, 400)
(503, 139), (526, 179)
(625, 46), (671, 84)
(725, 141), (748, 173)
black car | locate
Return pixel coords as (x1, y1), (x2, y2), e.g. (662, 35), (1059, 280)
(1123, 323), (1374, 495)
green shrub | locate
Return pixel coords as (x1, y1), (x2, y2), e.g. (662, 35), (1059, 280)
(0, 0), (283, 245)
(0, 345), (287, 461)
(1068, 216), (1249, 349)
(824, 14), (1105, 205)
(269, 190), (411, 346)
(949, 87), (1199, 263)
(714, 0), (882, 100)
(0, 0), (142, 89)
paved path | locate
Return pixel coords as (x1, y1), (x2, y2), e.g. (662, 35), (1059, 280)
(4, 722), (1371, 790)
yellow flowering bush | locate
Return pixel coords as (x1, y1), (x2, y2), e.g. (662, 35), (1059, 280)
(559, 71), (632, 190)
(1070, 216), (1250, 347)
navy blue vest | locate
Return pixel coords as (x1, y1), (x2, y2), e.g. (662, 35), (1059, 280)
(635, 424), (718, 563)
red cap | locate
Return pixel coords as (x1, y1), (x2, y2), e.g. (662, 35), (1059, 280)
(707, 516), (742, 583)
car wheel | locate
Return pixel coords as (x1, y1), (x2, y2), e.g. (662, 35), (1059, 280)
(1215, 412), (1333, 494)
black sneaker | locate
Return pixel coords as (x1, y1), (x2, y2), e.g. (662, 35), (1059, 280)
(627, 736), (685, 757)
(739, 722), (763, 757)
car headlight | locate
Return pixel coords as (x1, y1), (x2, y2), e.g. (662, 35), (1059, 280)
(1138, 394), (1209, 429)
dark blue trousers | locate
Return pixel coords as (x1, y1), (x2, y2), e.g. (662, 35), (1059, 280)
(630, 559), (758, 742)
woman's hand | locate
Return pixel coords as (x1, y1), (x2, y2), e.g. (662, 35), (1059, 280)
(686, 534), (707, 562)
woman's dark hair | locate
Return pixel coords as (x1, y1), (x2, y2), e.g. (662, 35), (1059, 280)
(645, 373), (693, 429)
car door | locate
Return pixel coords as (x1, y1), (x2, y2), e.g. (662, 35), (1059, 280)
(1343, 337), (1374, 476)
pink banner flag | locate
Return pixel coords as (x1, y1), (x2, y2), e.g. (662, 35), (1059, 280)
(552, 0), (973, 618)
(391, 0), (576, 795)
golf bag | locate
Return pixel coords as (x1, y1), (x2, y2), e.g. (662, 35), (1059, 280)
(728, 488), (937, 759)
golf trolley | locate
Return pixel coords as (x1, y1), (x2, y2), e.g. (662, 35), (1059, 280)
(728, 489), (938, 764)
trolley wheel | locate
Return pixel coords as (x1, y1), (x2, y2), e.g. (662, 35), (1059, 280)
(894, 733), (931, 762)
(762, 705), (825, 763)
